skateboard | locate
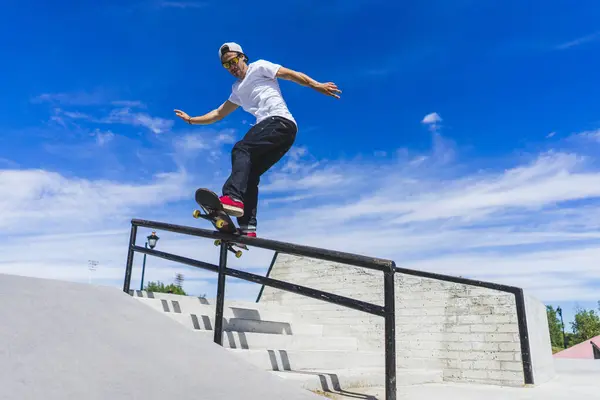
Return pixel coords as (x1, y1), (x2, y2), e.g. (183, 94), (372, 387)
(192, 188), (249, 258)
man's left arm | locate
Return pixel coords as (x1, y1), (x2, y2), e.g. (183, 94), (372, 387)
(276, 66), (341, 99)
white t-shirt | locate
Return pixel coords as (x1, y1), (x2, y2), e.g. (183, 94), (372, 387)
(228, 59), (297, 127)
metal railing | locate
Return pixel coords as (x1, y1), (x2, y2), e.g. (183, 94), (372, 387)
(592, 340), (600, 360)
(122, 218), (397, 400)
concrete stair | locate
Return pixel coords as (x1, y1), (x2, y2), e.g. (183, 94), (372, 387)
(130, 291), (443, 393)
(195, 331), (358, 351)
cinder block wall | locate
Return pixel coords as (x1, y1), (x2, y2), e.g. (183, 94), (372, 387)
(257, 253), (553, 387)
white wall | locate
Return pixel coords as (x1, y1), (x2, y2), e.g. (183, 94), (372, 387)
(524, 291), (556, 384)
(258, 253), (554, 387)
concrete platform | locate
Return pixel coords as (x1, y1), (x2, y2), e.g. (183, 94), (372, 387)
(228, 348), (386, 371)
(321, 359), (600, 399)
(0, 273), (324, 400)
(272, 367), (443, 391)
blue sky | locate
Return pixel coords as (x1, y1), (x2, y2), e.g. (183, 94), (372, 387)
(2, 0), (600, 329)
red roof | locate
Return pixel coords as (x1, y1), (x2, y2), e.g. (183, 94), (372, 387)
(553, 335), (600, 359)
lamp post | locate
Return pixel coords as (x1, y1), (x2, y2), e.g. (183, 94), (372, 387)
(140, 231), (159, 291)
(557, 306), (567, 349)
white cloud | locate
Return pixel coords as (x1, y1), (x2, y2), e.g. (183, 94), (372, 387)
(556, 31), (600, 50)
(158, 1), (207, 9)
(34, 92), (172, 135)
(422, 112), (442, 125)
(0, 225), (274, 301)
(170, 128), (239, 168)
(571, 128), (600, 143)
(174, 134), (210, 152)
(215, 132), (236, 145)
(63, 111), (91, 120)
(402, 246), (600, 302)
(101, 107), (174, 134)
(0, 168), (190, 235)
(421, 112), (443, 134)
(111, 100), (146, 108)
(3, 108), (600, 312)
(240, 132), (600, 308)
(93, 129), (115, 146)
(31, 90), (109, 106)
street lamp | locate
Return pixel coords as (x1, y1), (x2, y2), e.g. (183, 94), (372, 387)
(140, 231), (160, 291)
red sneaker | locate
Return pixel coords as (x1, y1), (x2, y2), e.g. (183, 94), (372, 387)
(239, 224), (256, 238)
(219, 195), (244, 217)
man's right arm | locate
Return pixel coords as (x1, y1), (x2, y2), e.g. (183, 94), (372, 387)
(174, 100), (238, 125)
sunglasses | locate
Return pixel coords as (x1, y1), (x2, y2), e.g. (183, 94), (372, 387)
(222, 56), (242, 69)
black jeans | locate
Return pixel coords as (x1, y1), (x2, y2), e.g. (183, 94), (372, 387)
(222, 116), (297, 229)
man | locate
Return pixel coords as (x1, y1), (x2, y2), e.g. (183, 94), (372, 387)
(174, 42), (341, 238)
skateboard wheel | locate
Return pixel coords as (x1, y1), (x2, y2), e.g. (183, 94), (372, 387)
(214, 239), (221, 246)
(215, 219), (226, 229)
(235, 250), (243, 258)
(192, 209), (201, 218)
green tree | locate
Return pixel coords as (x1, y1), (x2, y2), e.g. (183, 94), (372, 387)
(564, 332), (576, 348)
(175, 273), (184, 289)
(570, 305), (600, 345)
(145, 280), (187, 295)
(546, 305), (564, 350)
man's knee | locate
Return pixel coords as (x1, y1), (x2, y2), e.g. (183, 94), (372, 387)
(232, 140), (246, 153)
(247, 172), (260, 186)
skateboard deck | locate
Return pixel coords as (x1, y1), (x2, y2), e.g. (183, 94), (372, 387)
(192, 188), (249, 258)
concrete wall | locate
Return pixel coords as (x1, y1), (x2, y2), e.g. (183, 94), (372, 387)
(524, 291), (556, 384)
(257, 253), (554, 387)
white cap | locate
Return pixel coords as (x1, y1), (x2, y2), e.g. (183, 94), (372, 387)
(218, 42), (244, 60)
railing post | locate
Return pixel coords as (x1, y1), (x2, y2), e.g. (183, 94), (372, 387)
(122, 223), (138, 293)
(213, 241), (228, 346)
(384, 269), (396, 400)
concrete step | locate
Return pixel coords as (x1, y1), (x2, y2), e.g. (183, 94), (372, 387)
(194, 330), (358, 351)
(228, 349), (385, 371)
(130, 292), (365, 334)
(270, 367), (443, 392)
(130, 291), (297, 314)
(164, 312), (325, 336)
(134, 297), (296, 324)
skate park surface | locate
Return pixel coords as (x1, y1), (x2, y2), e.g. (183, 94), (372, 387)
(323, 359), (600, 399)
(1, 271), (597, 399)
(0, 273), (322, 400)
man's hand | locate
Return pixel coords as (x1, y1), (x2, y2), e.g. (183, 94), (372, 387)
(174, 101), (238, 125)
(174, 109), (191, 123)
(313, 82), (341, 99)
(277, 67), (341, 99)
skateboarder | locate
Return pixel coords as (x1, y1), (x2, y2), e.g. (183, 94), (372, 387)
(174, 42), (341, 237)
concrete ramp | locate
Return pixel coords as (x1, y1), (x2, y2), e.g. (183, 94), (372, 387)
(0, 273), (322, 400)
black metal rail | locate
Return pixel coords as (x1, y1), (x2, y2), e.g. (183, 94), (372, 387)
(592, 340), (600, 360)
(122, 219), (397, 400)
